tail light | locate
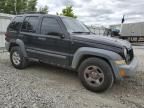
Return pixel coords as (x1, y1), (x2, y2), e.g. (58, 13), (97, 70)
(5, 32), (9, 41)
(5, 32), (9, 37)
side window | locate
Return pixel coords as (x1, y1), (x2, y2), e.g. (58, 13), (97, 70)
(8, 16), (23, 32)
(21, 16), (39, 33)
(41, 17), (62, 35)
(21, 17), (29, 32)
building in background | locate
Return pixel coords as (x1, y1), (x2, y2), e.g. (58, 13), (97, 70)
(0, 13), (14, 48)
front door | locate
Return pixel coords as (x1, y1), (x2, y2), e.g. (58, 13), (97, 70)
(37, 17), (71, 66)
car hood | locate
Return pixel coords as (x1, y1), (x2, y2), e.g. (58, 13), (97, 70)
(72, 34), (132, 49)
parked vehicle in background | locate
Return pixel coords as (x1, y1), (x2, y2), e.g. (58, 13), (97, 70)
(110, 22), (144, 42)
(5, 13), (138, 92)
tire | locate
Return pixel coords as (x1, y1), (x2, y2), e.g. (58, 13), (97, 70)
(10, 46), (28, 69)
(78, 57), (114, 92)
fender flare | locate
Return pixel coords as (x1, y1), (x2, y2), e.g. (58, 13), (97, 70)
(16, 39), (27, 57)
(71, 47), (123, 69)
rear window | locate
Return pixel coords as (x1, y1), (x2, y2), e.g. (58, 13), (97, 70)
(8, 16), (23, 32)
(21, 16), (39, 33)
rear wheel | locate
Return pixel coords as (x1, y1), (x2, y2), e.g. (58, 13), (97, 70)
(78, 57), (114, 92)
(10, 46), (28, 69)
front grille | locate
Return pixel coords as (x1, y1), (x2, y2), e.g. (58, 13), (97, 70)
(127, 48), (134, 64)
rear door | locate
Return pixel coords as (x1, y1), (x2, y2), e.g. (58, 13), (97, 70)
(20, 16), (40, 57)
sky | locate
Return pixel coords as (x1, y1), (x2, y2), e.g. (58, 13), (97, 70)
(37, 0), (144, 26)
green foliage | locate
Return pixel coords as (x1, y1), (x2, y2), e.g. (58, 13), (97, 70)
(14, 0), (28, 13)
(0, 0), (15, 14)
(58, 5), (77, 18)
(0, 0), (48, 14)
(0, 0), (4, 12)
(27, 0), (37, 12)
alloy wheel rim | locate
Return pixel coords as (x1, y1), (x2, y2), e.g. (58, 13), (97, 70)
(84, 65), (104, 87)
(12, 51), (21, 65)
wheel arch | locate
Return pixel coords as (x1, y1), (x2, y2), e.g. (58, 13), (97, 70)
(75, 54), (116, 80)
(9, 42), (19, 52)
(71, 47), (123, 79)
(9, 39), (27, 57)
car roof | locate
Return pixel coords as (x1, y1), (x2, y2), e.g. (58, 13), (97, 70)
(15, 13), (74, 20)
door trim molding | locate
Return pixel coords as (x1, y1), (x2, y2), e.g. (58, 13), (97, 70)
(26, 48), (67, 59)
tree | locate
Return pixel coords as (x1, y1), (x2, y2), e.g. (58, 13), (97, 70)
(14, 0), (28, 14)
(58, 6), (77, 18)
(0, 0), (6, 12)
(0, 0), (28, 14)
(0, 0), (14, 14)
(27, 0), (37, 12)
(0, 0), (48, 14)
(38, 6), (48, 14)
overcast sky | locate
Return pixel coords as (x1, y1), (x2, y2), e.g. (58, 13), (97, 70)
(37, 0), (144, 26)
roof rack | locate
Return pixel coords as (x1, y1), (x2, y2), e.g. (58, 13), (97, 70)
(18, 11), (46, 15)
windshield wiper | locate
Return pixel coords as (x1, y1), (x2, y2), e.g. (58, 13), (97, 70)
(72, 31), (90, 34)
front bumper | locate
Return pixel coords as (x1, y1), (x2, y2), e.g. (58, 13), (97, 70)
(111, 56), (138, 80)
(118, 57), (138, 77)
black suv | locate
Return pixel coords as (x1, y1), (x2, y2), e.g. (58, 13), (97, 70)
(5, 14), (138, 92)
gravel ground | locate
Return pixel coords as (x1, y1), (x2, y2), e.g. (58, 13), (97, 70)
(0, 46), (144, 108)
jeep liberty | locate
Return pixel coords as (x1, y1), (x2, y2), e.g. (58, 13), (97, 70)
(5, 14), (138, 92)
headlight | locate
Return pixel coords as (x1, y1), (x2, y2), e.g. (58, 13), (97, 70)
(115, 60), (126, 65)
(123, 48), (130, 63)
(123, 48), (127, 58)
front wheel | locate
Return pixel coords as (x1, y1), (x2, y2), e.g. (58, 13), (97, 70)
(10, 46), (28, 69)
(78, 57), (114, 92)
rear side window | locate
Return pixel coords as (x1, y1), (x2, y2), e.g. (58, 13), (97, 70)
(21, 16), (39, 33)
(40, 17), (62, 35)
(8, 16), (23, 32)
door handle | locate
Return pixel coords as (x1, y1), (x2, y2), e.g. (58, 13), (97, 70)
(60, 35), (65, 39)
(19, 34), (24, 37)
(38, 37), (46, 41)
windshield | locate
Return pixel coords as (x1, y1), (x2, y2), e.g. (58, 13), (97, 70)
(62, 17), (90, 33)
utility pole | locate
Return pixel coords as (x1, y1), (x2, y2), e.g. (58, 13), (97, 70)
(14, 0), (17, 14)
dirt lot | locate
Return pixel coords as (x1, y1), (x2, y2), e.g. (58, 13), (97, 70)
(0, 46), (144, 108)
